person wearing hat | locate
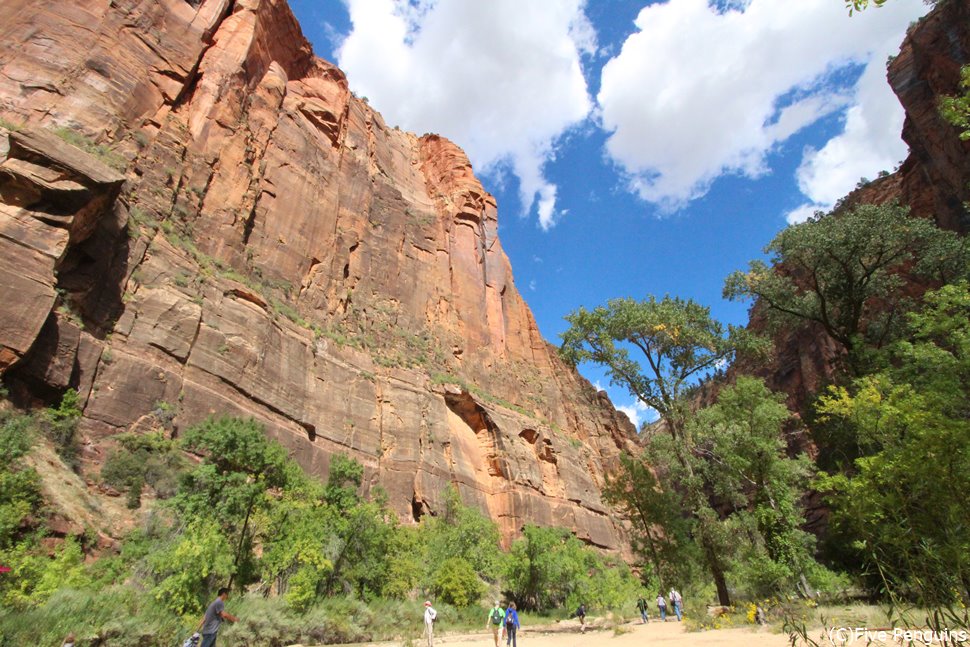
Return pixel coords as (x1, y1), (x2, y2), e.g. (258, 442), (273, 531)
(423, 600), (438, 647)
(486, 600), (505, 647)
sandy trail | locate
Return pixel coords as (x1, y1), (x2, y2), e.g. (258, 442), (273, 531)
(347, 618), (795, 647)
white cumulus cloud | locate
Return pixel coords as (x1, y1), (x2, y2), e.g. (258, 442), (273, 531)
(616, 399), (658, 431)
(788, 45), (915, 222)
(335, 0), (594, 230)
(597, 0), (929, 212)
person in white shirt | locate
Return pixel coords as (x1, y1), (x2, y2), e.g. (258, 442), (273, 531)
(668, 589), (683, 621)
(424, 600), (438, 647)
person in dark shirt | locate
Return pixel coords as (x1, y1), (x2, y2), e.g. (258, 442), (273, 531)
(198, 587), (238, 647)
(574, 603), (587, 632)
(636, 596), (649, 623)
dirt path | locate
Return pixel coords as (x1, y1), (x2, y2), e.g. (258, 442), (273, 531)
(340, 618), (794, 647)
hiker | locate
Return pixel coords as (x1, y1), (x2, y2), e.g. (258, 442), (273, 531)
(656, 592), (667, 622)
(636, 596), (649, 623)
(198, 587), (238, 647)
(504, 601), (520, 647)
(61, 633), (76, 647)
(755, 604), (768, 626)
(574, 603), (587, 632)
(424, 600), (438, 647)
(486, 600), (506, 647)
(668, 588), (683, 621)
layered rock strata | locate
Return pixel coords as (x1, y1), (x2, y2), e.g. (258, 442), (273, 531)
(0, 0), (635, 548)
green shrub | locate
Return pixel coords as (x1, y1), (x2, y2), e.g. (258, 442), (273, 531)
(431, 557), (485, 607)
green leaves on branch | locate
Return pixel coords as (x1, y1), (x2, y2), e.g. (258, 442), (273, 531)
(816, 281), (970, 605)
(724, 203), (968, 372)
(844, 0), (890, 15)
(501, 525), (639, 612)
(559, 295), (762, 437)
(939, 65), (970, 141)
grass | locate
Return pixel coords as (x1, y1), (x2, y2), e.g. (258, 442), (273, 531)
(0, 116), (23, 131)
(52, 127), (127, 171)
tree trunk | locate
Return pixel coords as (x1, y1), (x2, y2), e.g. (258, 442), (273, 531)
(712, 562), (731, 607)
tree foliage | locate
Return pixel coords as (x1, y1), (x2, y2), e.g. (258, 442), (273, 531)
(725, 203), (967, 372)
(687, 377), (815, 597)
(560, 295), (758, 439)
(817, 281), (970, 605)
(940, 65), (970, 141)
(602, 453), (696, 589)
(844, 0), (937, 16)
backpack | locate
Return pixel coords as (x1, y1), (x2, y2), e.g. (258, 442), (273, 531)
(491, 608), (503, 625)
(505, 611), (516, 627)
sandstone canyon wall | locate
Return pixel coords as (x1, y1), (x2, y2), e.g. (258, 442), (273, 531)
(0, 0), (635, 548)
(740, 0), (970, 409)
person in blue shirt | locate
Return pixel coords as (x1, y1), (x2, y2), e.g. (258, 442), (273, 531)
(504, 602), (521, 647)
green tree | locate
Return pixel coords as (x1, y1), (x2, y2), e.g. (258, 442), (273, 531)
(560, 295), (753, 441)
(686, 377), (815, 596)
(316, 455), (396, 598)
(177, 417), (291, 589)
(431, 556), (485, 607)
(724, 203), (967, 374)
(149, 520), (235, 615)
(259, 477), (334, 610)
(816, 281), (970, 605)
(37, 389), (82, 468)
(0, 413), (41, 549)
(502, 525), (588, 611)
(101, 431), (186, 508)
(560, 296), (758, 605)
(602, 453), (696, 589)
(940, 65), (970, 141)
(421, 486), (501, 582)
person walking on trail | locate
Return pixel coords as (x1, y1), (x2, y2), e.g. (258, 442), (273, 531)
(636, 596), (649, 623)
(424, 600), (438, 647)
(656, 592), (667, 622)
(504, 601), (521, 647)
(668, 588), (683, 621)
(574, 603), (587, 632)
(486, 600), (506, 647)
(198, 587), (238, 647)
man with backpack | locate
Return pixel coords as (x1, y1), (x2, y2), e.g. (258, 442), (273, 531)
(486, 600), (505, 647)
(668, 588), (683, 621)
(574, 603), (587, 632)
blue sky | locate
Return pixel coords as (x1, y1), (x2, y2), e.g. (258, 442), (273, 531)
(287, 0), (928, 427)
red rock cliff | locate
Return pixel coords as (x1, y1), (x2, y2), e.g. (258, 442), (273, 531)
(740, 0), (970, 409)
(0, 0), (635, 548)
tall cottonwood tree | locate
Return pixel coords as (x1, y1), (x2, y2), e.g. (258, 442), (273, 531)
(560, 296), (758, 606)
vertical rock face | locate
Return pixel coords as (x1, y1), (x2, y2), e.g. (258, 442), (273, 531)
(0, 0), (635, 548)
(740, 0), (970, 410)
